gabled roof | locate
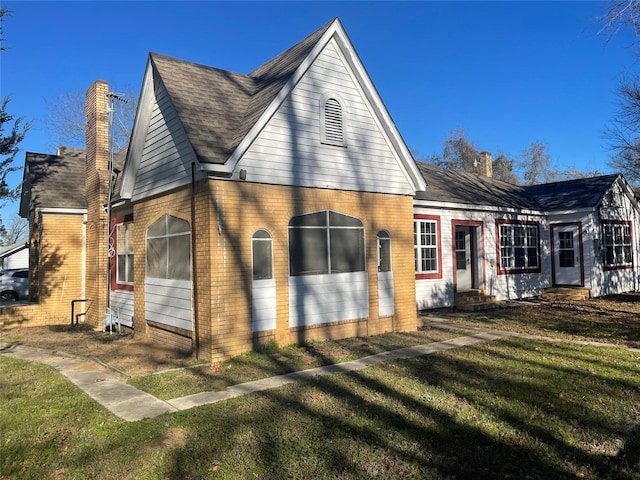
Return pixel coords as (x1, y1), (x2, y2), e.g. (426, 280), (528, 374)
(416, 163), (632, 213)
(121, 18), (426, 198)
(0, 242), (28, 258)
(148, 18), (334, 166)
(523, 174), (622, 211)
(20, 147), (87, 214)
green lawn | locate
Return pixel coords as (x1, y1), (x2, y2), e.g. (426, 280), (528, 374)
(1, 296), (639, 479)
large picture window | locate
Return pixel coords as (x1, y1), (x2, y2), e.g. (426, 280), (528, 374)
(497, 221), (540, 274)
(603, 221), (633, 269)
(414, 215), (441, 279)
(288, 211), (364, 276)
(146, 215), (190, 280)
(116, 222), (134, 284)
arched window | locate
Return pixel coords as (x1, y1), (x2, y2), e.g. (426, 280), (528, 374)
(146, 215), (190, 280)
(252, 229), (273, 280)
(320, 93), (346, 147)
(377, 231), (391, 272)
(288, 210), (364, 276)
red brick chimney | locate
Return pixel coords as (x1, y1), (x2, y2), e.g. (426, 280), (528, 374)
(84, 80), (110, 327)
(479, 151), (493, 178)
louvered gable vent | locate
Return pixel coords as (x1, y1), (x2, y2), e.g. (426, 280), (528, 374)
(323, 97), (344, 146)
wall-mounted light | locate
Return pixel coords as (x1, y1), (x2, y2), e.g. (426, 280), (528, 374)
(239, 169), (247, 181)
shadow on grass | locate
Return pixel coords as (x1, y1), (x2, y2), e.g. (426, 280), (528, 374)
(162, 338), (639, 479)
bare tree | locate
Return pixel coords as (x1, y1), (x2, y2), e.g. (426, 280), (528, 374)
(44, 86), (137, 151)
(599, 0), (640, 39)
(599, 1), (640, 188)
(518, 141), (560, 185)
(0, 216), (28, 246)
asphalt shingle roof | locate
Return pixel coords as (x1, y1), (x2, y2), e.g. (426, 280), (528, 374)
(149, 18), (334, 165)
(24, 147), (87, 210)
(416, 162), (623, 212)
(23, 147), (127, 211)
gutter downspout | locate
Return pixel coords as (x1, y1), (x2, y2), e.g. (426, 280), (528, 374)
(191, 162), (200, 359)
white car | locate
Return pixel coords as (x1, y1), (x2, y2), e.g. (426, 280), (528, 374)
(0, 268), (29, 302)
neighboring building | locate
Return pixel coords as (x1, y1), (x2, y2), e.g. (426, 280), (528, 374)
(414, 159), (640, 310)
(0, 242), (29, 270)
(3, 18), (639, 361)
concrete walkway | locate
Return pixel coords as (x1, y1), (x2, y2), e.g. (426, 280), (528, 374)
(2, 326), (515, 422)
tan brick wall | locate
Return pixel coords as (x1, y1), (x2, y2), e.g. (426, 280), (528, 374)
(84, 80), (110, 327)
(128, 179), (417, 362)
(201, 181), (417, 361)
(0, 213), (85, 329)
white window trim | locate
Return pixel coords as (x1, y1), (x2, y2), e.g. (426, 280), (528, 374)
(414, 219), (439, 274)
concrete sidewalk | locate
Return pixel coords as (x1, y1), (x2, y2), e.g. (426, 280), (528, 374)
(1, 327), (514, 422)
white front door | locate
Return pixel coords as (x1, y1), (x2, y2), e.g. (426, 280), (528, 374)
(552, 225), (583, 286)
(455, 227), (472, 290)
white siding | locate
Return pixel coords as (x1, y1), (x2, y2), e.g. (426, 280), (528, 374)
(586, 182), (640, 297)
(415, 207), (552, 310)
(132, 83), (198, 201)
(145, 278), (192, 331)
(110, 289), (134, 328)
(377, 272), (394, 317)
(288, 272), (369, 327)
(252, 278), (276, 332)
(238, 40), (414, 195)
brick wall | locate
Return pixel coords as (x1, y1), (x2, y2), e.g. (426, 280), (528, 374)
(0, 213), (85, 328)
(130, 179), (415, 361)
(84, 80), (110, 328)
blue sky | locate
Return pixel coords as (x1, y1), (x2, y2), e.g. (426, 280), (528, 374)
(2, 1), (638, 221)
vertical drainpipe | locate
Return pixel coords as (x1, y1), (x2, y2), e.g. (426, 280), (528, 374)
(191, 162), (200, 359)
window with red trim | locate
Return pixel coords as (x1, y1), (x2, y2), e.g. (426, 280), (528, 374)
(603, 221), (633, 269)
(496, 220), (541, 274)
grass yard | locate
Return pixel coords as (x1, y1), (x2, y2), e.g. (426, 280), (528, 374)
(1, 295), (639, 479)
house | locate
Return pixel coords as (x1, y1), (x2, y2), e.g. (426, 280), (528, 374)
(5, 18), (427, 361)
(4, 18), (639, 360)
(414, 156), (640, 310)
(0, 242), (29, 270)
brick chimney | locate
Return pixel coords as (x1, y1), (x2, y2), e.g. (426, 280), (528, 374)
(84, 80), (110, 327)
(479, 151), (493, 178)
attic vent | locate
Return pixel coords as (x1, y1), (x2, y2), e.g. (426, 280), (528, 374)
(321, 95), (346, 147)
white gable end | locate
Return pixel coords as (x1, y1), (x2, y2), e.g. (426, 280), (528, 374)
(131, 82), (199, 201)
(237, 39), (416, 195)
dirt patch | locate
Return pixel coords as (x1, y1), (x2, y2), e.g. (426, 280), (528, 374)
(0, 324), (200, 376)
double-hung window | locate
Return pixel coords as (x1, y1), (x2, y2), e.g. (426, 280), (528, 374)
(603, 221), (633, 269)
(116, 222), (134, 284)
(414, 215), (441, 279)
(497, 221), (540, 274)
